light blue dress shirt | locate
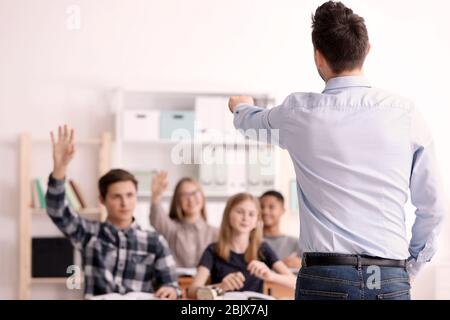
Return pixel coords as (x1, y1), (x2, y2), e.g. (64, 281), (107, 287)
(234, 76), (446, 276)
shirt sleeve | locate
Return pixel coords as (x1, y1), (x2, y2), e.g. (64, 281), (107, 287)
(260, 242), (280, 268)
(45, 174), (99, 250)
(150, 203), (177, 239)
(198, 244), (216, 271)
(233, 95), (292, 149)
(153, 234), (179, 290)
(407, 109), (447, 277)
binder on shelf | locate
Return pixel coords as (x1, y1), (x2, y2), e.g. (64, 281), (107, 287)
(199, 148), (247, 196)
(225, 149), (247, 195)
(198, 163), (214, 187)
(247, 146), (275, 195)
(199, 146), (227, 195)
(194, 96), (234, 142)
(247, 161), (263, 195)
(132, 170), (154, 194)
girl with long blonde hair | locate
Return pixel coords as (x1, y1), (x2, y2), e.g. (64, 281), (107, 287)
(188, 193), (296, 298)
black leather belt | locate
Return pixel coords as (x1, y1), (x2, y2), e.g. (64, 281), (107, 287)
(303, 253), (407, 268)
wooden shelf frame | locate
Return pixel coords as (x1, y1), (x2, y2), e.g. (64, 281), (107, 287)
(18, 132), (111, 299)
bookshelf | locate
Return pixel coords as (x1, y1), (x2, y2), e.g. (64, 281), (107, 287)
(110, 88), (283, 227)
(18, 132), (112, 300)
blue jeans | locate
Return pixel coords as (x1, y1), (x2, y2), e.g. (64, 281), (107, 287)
(296, 261), (411, 300)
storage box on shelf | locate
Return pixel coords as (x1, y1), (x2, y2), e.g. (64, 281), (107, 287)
(111, 88), (280, 204)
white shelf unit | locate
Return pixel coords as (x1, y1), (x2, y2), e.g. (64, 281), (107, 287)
(18, 132), (112, 300)
(110, 88), (283, 226)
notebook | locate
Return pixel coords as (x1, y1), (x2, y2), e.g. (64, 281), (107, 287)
(224, 291), (276, 300)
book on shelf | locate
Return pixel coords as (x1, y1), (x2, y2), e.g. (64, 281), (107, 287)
(31, 180), (40, 209)
(31, 178), (84, 211)
(65, 181), (82, 211)
(69, 179), (87, 209)
(32, 178), (46, 209)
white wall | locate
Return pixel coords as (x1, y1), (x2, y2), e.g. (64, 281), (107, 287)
(1, 0), (449, 299)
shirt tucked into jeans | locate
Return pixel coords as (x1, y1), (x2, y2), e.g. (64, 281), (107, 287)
(296, 253), (411, 300)
(233, 76), (446, 299)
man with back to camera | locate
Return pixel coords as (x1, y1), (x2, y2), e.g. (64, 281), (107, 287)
(228, 1), (447, 300)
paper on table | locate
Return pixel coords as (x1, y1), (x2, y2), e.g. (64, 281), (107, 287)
(223, 291), (276, 300)
(89, 292), (159, 300)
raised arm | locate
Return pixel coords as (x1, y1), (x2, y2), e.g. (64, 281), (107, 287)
(228, 95), (291, 148)
(46, 125), (99, 249)
(51, 125), (75, 180)
(149, 171), (177, 237)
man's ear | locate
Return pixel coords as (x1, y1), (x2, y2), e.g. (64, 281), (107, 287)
(366, 43), (371, 56)
(314, 49), (320, 68)
(99, 195), (106, 206)
(314, 49), (325, 68)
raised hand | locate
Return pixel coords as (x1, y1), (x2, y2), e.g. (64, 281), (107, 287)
(228, 96), (255, 113)
(151, 170), (169, 204)
(50, 125), (75, 180)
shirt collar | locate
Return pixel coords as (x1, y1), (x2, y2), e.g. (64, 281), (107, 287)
(185, 217), (207, 230)
(323, 76), (371, 93)
(104, 217), (139, 234)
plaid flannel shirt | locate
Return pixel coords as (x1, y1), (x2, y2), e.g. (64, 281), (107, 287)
(45, 174), (179, 298)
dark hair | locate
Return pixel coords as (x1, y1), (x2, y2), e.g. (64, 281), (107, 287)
(260, 190), (285, 205)
(312, 1), (369, 74)
(98, 169), (138, 199)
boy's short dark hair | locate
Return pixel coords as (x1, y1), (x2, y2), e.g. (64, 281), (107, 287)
(312, 1), (369, 74)
(98, 169), (138, 199)
(260, 190), (285, 205)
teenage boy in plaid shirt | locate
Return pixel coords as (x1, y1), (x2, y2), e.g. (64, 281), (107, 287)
(45, 125), (180, 299)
